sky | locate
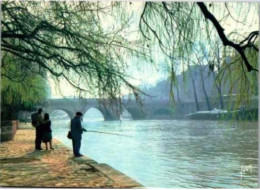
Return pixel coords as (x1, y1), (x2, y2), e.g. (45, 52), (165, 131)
(48, 2), (258, 99)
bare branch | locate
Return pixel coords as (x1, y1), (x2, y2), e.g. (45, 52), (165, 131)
(197, 2), (258, 72)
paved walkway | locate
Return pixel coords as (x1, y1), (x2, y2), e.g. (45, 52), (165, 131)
(0, 125), (142, 188)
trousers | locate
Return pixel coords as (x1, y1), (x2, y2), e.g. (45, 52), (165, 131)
(72, 137), (81, 156)
(35, 128), (43, 149)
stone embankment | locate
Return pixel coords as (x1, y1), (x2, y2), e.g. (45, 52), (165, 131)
(0, 124), (142, 188)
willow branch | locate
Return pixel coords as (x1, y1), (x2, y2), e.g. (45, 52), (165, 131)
(197, 2), (258, 72)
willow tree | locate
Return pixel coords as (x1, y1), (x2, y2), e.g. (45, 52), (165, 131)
(218, 45), (258, 109)
(138, 2), (258, 108)
(1, 1), (148, 118)
(1, 53), (48, 119)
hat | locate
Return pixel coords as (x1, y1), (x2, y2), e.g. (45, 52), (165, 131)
(76, 112), (83, 116)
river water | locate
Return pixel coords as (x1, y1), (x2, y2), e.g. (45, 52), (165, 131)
(51, 119), (258, 188)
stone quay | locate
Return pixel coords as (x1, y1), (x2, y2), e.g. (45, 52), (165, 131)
(0, 123), (143, 188)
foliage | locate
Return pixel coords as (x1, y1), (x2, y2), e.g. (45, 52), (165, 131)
(139, 2), (258, 71)
(1, 1), (258, 118)
(138, 2), (258, 109)
(1, 1), (147, 102)
(218, 44), (258, 109)
(1, 54), (48, 119)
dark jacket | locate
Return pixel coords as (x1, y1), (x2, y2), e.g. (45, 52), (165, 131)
(36, 113), (43, 128)
(70, 117), (84, 139)
(42, 120), (52, 133)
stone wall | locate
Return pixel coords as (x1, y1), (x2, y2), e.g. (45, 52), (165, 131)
(1, 120), (19, 142)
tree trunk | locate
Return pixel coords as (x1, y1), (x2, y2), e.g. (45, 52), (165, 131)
(188, 65), (200, 111)
(212, 71), (224, 109)
(199, 68), (212, 111)
(214, 44), (224, 109)
(176, 82), (182, 104)
(175, 82), (184, 114)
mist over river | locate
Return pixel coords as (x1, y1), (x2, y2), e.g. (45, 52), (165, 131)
(51, 119), (258, 188)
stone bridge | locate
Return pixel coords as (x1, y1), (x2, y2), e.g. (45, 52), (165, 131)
(20, 97), (258, 121)
(36, 98), (174, 120)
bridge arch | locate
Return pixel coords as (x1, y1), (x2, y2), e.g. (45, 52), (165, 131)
(49, 110), (71, 120)
(44, 108), (75, 119)
(82, 105), (120, 121)
(83, 107), (104, 122)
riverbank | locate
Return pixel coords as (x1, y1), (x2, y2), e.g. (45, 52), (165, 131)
(0, 124), (142, 188)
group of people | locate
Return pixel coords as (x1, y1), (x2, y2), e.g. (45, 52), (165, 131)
(31, 108), (87, 157)
(31, 108), (53, 150)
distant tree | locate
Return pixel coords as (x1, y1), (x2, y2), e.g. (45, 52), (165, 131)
(208, 42), (224, 109)
(193, 45), (212, 111)
(187, 64), (200, 111)
(198, 65), (212, 111)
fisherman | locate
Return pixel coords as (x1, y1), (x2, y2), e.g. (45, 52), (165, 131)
(70, 112), (87, 157)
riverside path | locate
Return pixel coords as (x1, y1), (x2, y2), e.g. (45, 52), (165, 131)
(0, 123), (142, 188)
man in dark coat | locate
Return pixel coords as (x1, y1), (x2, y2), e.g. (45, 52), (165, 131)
(71, 112), (87, 157)
(32, 108), (44, 150)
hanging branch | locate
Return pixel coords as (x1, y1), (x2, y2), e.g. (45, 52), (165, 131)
(197, 2), (258, 72)
(2, 1), (149, 102)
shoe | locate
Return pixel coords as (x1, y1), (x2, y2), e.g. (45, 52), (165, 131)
(50, 147), (54, 150)
(75, 154), (83, 157)
(36, 148), (44, 151)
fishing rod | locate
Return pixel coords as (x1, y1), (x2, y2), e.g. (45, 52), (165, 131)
(86, 130), (133, 138)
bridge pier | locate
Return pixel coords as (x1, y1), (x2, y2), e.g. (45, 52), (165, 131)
(125, 107), (146, 120)
(98, 107), (120, 121)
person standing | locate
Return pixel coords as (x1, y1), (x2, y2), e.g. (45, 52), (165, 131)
(42, 113), (54, 150)
(70, 112), (87, 157)
(32, 108), (44, 150)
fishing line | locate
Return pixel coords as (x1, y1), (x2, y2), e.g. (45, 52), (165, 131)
(85, 130), (133, 138)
